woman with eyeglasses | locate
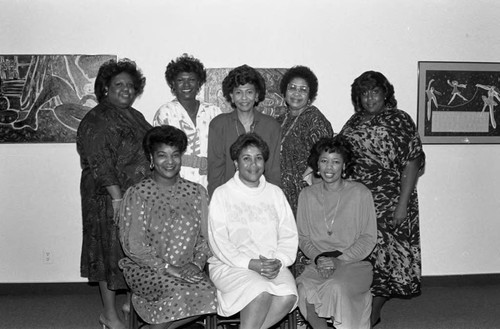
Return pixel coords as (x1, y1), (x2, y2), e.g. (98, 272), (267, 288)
(276, 66), (333, 281)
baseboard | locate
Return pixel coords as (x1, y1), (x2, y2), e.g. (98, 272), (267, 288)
(422, 273), (500, 287)
(1, 273), (499, 295)
(0, 282), (102, 295)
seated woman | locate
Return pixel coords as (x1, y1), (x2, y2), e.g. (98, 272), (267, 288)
(296, 136), (377, 329)
(208, 133), (298, 329)
(118, 126), (217, 329)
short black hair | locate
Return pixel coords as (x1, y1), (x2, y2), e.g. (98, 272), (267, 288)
(222, 65), (266, 109)
(230, 132), (270, 162)
(279, 65), (318, 103)
(143, 125), (188, 162)
(94, 58), (146, 103)
(164, 53), (207, 93)
(351, 70), (397, 113)
(308, 136), (352, 178)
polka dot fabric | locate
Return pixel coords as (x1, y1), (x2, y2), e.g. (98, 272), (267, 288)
(119, 178), (216, 324)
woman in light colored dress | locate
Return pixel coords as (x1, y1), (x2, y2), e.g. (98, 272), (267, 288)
(153, 53), (221, 188)
(118, 126), (217, 329)
(296, 136), (377, 329)
(208, 133), (298, 329)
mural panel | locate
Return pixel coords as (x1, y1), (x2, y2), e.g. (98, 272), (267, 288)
(0, 54), (115, 143)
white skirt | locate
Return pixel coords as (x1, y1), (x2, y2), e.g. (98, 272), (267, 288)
(210, 262), (298, 316)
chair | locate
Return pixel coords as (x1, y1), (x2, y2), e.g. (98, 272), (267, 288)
(125, 293), (140, 329)
(205, 309), (296, 329)
(125, 294), (217, 329)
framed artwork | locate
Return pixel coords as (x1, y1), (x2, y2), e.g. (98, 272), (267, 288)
(417, 61), (500, 144)
(200, 67), (287, 118)
(0, 54), (115, 143)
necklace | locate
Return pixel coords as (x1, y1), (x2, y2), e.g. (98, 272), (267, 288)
(321, 181), (344, 236)
(280, 107), (307, 151)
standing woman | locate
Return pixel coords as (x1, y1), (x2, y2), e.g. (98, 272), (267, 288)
(207, 64), (281, 197)
(153, 54), (221, 188)
(77, 58), (152, 329)
(339, 71), (425, 326)
(277, 65), (333, 217)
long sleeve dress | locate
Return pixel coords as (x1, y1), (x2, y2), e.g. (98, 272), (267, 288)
(339, 107), (425, 298)
(76, 99), (151, 289)
(296, 181), (377, 329)
(118, 178), (217, 324)
(153, 99), (221, 188)
(208, 173), (298, 316)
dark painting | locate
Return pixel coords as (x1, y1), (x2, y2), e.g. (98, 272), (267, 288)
(418, 61), (500, 144)
(0, 54), (115, 143)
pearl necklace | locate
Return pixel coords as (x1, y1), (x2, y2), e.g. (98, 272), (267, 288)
(321, 180), (345, 236)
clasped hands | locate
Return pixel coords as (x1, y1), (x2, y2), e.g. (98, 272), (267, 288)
(167, 263), (205, 283)
(249, 255), (282, 279)
(316, 256), (340, 279)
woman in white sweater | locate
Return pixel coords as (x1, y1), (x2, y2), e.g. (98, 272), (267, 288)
(208, 132), (298, 329)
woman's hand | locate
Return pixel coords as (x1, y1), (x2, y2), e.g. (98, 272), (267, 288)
(178, 263), (204, 283)
(248, 255), (282, 280)
(316, 256), (338, 279)
(164, 263), (204, 283)
(259, 255), (281, 279)
(392, 202), (408, 227)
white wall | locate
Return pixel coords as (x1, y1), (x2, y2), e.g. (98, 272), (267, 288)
(1, 0), (499, 282)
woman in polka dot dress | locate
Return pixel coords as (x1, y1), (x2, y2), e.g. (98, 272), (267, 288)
(118, 125), (216, 329)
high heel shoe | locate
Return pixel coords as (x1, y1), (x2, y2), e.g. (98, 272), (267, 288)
(99, 314), (126, 329)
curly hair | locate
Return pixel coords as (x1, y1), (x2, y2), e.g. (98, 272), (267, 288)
(142, 125), (188, 163)
(279, 65), (319, 103)
(164, 53), (207, 93)
(222, 65), (266, 109)
(94, 58), (146, 103)
(351, 70), (397, 113)
(307, 136), (353, 178)
(230, 132), (270, 162)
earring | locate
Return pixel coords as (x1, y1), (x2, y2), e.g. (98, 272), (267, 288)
(150, 161), (154, 170)
(342, 172), (347, 178)
(317, 171), (320, 176)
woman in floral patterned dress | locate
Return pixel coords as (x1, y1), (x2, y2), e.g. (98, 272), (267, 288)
(339, 71), (425, 327)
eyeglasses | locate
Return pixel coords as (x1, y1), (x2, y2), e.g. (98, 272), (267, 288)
(287, 83), (309, 95)
(361, 88), (383, 97)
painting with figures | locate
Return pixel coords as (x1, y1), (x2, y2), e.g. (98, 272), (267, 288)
(418, 61), (500, 144)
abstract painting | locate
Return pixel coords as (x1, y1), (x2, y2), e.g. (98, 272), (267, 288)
(0, 54), (115, 143)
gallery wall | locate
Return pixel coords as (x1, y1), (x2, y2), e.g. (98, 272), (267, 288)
(1, 0), (499, 282)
